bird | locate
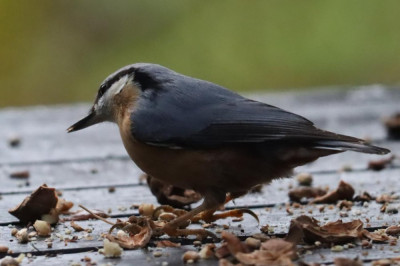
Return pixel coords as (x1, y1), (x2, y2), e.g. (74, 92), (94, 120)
(68, 63), (390, 238)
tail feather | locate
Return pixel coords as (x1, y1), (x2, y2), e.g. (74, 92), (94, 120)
(311, 129), (390, 155)
(315, 140), (390, 155)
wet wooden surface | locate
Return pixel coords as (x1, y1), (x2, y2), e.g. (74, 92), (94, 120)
(0, 86), (399, 265)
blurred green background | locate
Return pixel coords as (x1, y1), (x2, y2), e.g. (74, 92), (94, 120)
(1, 1), (399, 107)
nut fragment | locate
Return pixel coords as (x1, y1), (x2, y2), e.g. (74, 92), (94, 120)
(245, 237), (261, 249)
(199, 244), (215, 259)
(0, 245), (9, 253)
(16, 228), (29, 243)
(296, 173), (313, 186)
(182, 251), (200, 263)
(33, 220), (51, 236)
(138, 203), (155, 217)
(99, 239), (123, 258)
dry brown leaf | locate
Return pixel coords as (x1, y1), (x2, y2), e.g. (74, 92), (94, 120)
(155, 240), (181, 248)
(106, 218), (152, 249)
(235, 239), (297, 266)
(286, 215), (363, 244)
(9, 184), (58, 224)
(334, 257), (363, 266)
(146, 175), (202, 208)
(311, 180), (354, 204)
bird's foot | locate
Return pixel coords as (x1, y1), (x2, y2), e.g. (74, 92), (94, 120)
(159, 222), (217, 241)
(193, 208), (260, 224)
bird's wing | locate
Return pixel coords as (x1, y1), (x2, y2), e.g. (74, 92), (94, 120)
(130, 75), (388, 154)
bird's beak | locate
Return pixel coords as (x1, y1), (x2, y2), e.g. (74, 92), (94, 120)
(67, 110), (99, 133)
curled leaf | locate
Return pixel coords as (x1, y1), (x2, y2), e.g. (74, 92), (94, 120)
(311, 180), (354, 204)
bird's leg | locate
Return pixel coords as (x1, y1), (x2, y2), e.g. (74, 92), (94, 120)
(161, 191), (225, 240)
(193, 192), (259, 224)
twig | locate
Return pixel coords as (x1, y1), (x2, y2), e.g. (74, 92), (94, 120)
(78, 204), (115, 225)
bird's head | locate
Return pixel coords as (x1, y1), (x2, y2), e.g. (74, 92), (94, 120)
(67, 63), (169, 133)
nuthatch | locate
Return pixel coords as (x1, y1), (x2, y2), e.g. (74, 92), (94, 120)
(68, 63), (390, 237)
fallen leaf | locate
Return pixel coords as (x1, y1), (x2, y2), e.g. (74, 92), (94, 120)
(236, 239), (297, 266)
(288, 187), (327, 202)
(9, 184), (58, 224)
(146, 175), (202, 208)
(312, 180), (354, 204)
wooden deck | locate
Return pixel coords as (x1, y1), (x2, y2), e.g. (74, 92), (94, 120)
(0, 86), (399, 265)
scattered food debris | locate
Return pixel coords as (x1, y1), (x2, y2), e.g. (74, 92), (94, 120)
(9, 171), (30, 179)
(16, 228), (29, 243)
(156, 240), (181, 248)
(386, 225), (400, 236)
(8, 136), (21, 148)
(236, 239), (297, 266)
(288, 187), (327, 202)
(286, 215), (389, 244)
(99, 239), (123, 258)
(199, 244), (216, 259)
(296, 172), (313, 186)
(33, 220), (51, 236)
(182, 250), (200, 263)
(354, 192), (374, 202)
(334, 257), (363, 266)
(0, 245), (9, 253)
(311, 180), (354, 204)
(70, 221), (85, 232)
(146, 175), (202, 208)
(384, 112), (400, 140)
(368, 155), (395, 171)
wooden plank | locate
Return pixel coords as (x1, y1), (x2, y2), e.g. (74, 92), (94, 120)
(13, 243), (400, 266)
(2, 167), (400, 224)
(1, 88), (398, 165)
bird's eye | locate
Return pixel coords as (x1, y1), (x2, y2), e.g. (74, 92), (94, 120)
(98, 84), (107, 97)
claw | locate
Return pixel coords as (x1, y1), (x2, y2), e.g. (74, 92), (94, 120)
(194, 208), (259, 224)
